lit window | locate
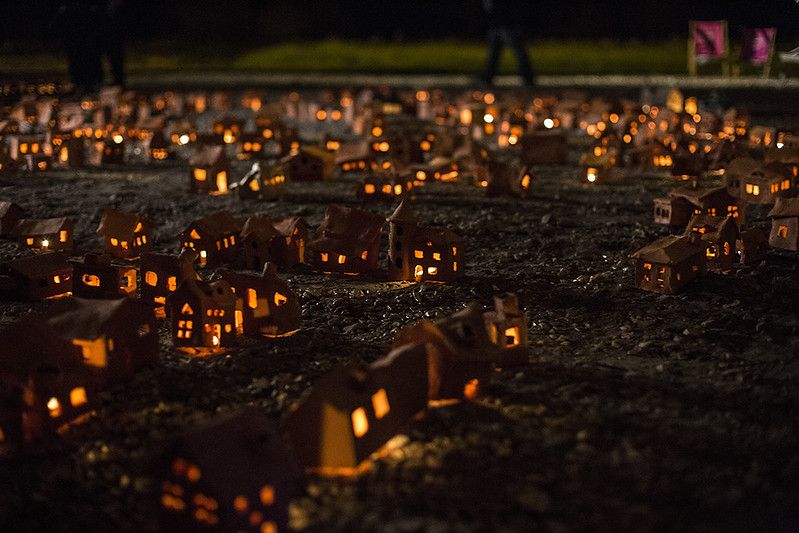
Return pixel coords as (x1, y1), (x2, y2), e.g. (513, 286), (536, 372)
(59, 230), (68, 242)
(361, 250), (368, 260)
(777, 225), (789, 238)
(260, 485), (274, 506)
(427, 266), (438, 275)
(351, 407), (369, 437)
(234, 496), (248, 513)
(364, 183), (375, 194)
(504, 326), (520, 346)
(432, 252), (441, 261)
(181, 303), (194, 315)
(414, 250), (424, 259)
(53, 275), (61, 283)
(274, 292), (287, 306)
(194, 168), (207, 181)
(82, 274), (100, 287)
(145, 271), (158, 286)
(110, 237), (119, 246)
(414, 265), (424, 278)
(70, 387), (88, 407)
(337, 254), (346, 264)
(167, 276), (177, 291)
(47, 397), (62, 418)
(372, 389), (390, 419)
(320, 252), (328, 262)
(247, 288), (258, 309)
(26, 237), (33, 245)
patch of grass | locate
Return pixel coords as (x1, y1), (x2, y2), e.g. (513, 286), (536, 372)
(0, 39), (689, 75)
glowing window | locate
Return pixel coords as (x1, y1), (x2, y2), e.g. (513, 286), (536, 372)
(521, 174), (531, 189)
(706, 246), (718, 258)
(642, 262), (652, 282)
(260, 485), (275, 506)
(453, 262), (458, 272)
(781, 179), (790, 191)
(189, 229), (201, 240)
(59, 230), (68, 242)
(777, 226), (789, 238)
(382, 184), (392, 194)
(427, 266), (438, 275)
(194, 168), (207, 181)
(361, 250), (368, 260)
(414, 250), (424, 259)
(53, 275), (61, 284)
(145, 271), (158, 286)
(110, 237), (119, 246)
(274, 292), (287, 306)
(245, 288), (258, 309)
(723, 242), (731, 256)
(364, 183), (376, 194)
(320, 252), (328, 262)
(351, 407), (369, 437)
(187, 465), (201, 482)
(504, 326), (520, 346)
(394, 184), (403, 195)
(372, 389), (390, 419)
(70, 387), (88, 407)
(234, 496), (249, 513)
(432, 252), (441, 261)
(26, 237), (33, 245)
(82, 274), (100, 287)
(216, 171), (228, 193)
(261, 523), (277, 533)
(463, 379), (479, 400)
(181, 303), (194, 315)
(337, 254), (346, 264)
(47, 397), (62, 418)
(167, 276), (177, 291)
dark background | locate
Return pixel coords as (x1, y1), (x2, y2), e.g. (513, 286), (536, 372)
(2, 0), (799, 49)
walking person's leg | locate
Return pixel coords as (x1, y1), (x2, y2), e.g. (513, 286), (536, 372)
(506, 27), (536, 86)
(481, 27), (505, 85)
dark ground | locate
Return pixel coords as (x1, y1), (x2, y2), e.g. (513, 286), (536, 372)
(0, 132), (798, 532)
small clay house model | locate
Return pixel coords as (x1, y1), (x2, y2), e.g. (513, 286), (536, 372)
(630, 235), (706, 294)
(0, 321), (96, 451)
(71, 253), (138, 299)
(270, 216), (309, 268)
(724, 156), (761, 194)
(394, 303), (497, 402)
(217, 264), (300, 337)
(285, 342), (428, 473)
(735, 167), (794, 205)
(0, 252), (72, 301)
(189, 145), (230, 194)
(167, 277), (236, 354)
(179, 211), (242, 268)
(485, 159), (533, 198)
(46, 298), (158, 386)
(737, 227), (770, 265)
(239, 215), (308, 271)
(14, 217), (74, 252)
(520, 131), (567, 165)
(654, 185), (741, 227)
(483, 293), (528, 366)
(336, 141), (373, 173)
(281, 147), (326, 182)
(308, 205), (384, 275)
(101, 136), (126, 165)
(234, 162), (286, 201)
(768, 197), (799, 251)
(140, 250), (199, 316)
(0, 201), (25, 237)
(159, 407), (302, 532)
(387, 201), (463, 283)
(684, 215), (740, 273)
(97, 208), (154, 259)
(148, 132), (171, 161)
(358, 173), (413, 202)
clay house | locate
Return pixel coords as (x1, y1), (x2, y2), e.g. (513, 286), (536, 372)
(167, 277), (236, 354)
(179, 211), (242, 268)
(217, 264), (300, 337)
(234, 161), (286, 201)
(630, 234), (706, 294)
(189, 145), (230, 194)
(14, 217), (74, 253)
(239, 215), (309, 271)
(520, 131), (567, 165)
(766, 133), (799, 166)
(101, 134), (126, 165)
(51, 131), (86, 169)
(140, 250), (199, 317)
(768, 197), (799, 251)
(308, 205), (384, 275)
(723, 156), (761, 195)
(159, 407), (302, 532)
(70, 253), (138, 299)
(670, 150), (705, 180)
(97, 208), (154, 260)
(387, 201), (463, 283)
(0, 321), (96, 452)
(148, 132), (171, 161)
(281, 147), (327, 182)
(357, 173), (413, 202)
(336, 141), (373, 174)
(484, 159), (533, 198)
(0, 252), (73, 301)
(684, 215), (740, 273)
(46, 298), (158, 386)
(483, 293), (528, 367)
(236, 133), (265, 160)
(285, 342), (428, 474)
(0, 201), (25, 237)
(737, 227), (770, 265)
(735, 166), (794, 205)
(653, 185), (741, 227)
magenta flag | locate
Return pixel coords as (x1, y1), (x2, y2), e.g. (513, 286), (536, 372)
(693, 21), (727, 63)
(742, 28), (776, 65)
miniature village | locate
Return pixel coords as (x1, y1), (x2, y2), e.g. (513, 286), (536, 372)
(0, 82), (797, 531)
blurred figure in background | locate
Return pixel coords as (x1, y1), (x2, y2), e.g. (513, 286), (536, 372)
(58, 0), (126, 95)
(480, 0), (536, 87)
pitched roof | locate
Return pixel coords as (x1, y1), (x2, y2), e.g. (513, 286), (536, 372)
(97, 208), (150, 236)
(684, 214), (739, 241)
(669, 185), (734, 207)
(183, 211), (241, 239)
(46, 298), (148, 340)
(0, 320), (83, 387)
(0, 201), (24, 220)
(630, 235), (704, 264)
(1, 252), (72, 278)
(335, 141), (371, 164)
(13, 217), (71, 236)
(272, 216), (308, 237)
(189, 145), (226, 167)
(387, 200), (417, 223)
(311, 205), (384, 249)
(768, 197), (799, 218)
(241, 215), (280, 242)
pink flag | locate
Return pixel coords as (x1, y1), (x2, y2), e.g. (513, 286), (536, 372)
(742, 28), (776, 65)
(693, 21), (727, 63)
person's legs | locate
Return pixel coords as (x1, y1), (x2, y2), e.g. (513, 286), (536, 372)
(481, 27), (505, 84)
(506, 27), (536, 85)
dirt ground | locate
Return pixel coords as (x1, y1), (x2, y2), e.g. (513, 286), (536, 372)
(0, 127), (798, 532)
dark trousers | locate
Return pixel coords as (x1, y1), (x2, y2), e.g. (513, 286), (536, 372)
(481, 26), (535, 84)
